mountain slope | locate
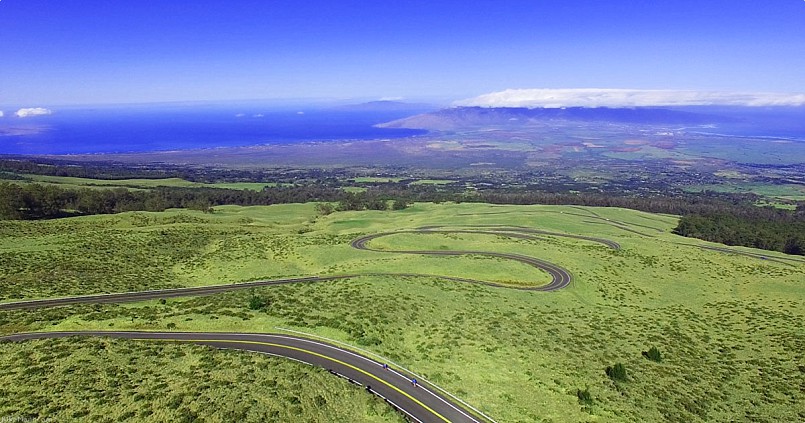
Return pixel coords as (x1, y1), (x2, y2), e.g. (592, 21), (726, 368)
(377, 106), (735, 130)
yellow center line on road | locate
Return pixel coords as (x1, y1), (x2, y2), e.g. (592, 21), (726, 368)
(133, 337), (452, 423)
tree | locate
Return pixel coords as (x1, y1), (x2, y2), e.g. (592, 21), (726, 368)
(336, 195), (363, 211)
(784, 237), (803, 255)
(0, 183), (24, 219)
(315, 202), (335, 216)
(391, 199), (408, 210)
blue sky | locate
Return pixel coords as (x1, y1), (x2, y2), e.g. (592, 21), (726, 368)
(2, 0), (805, 106)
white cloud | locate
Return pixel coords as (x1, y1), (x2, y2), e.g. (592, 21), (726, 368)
(15, 107), (53, 118)
(0, 111), (4, 118)
(454, 89), (805, 108)
(379, 96), (404, 101)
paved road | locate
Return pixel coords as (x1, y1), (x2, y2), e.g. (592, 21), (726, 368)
(0, 331), (485, 423)
(677, 243), (805, 266)
(412, 226), (621, 249)
(351, 229), (574, 290)
(1, 227), (581, 311)
(0, 227), (613, 421)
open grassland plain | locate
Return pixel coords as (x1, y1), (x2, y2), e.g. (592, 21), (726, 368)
(0, 336), (403, 423)
(0, 203), (803, 422)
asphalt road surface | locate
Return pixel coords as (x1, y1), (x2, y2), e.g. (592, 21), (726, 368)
(0, 331), (485, 423)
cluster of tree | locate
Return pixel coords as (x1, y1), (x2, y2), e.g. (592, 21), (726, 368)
(2, 181), (802, 255)
(0, 183), (163, 219)
(0, 183), (410, 220)
(473, 189), (766, 216)
(331, 194), (408, 212)
(673, 210), (804, 255)
(0, 158), (374, 185)
(476, 190), (804, 255)
(0, 158), (182, 180)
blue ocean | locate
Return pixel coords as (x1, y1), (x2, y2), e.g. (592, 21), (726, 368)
(675, 106), (805, 141)
(0, 103), (428, 155)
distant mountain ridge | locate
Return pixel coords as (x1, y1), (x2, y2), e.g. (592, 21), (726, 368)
(377, 106), (737, 130)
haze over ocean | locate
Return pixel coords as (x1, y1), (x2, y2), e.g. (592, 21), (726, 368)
(0, 105), (426, 155)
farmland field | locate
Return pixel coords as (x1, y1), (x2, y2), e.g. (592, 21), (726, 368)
(1, 203), (803, 422)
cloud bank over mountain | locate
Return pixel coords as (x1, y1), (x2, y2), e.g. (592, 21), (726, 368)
(454, 89), (805, 108)
(15, 107), (53, 118)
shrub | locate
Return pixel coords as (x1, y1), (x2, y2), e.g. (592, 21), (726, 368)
(315, 203), (335, 216)
(248, 293), (269, 311)
(642, 346), (662, 362)
(605, 363), (628, 382)
(576, 386), (593, 406)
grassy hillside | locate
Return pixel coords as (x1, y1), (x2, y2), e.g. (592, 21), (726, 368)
(0, 337), (403, 423)
(1, 203), (803, 422)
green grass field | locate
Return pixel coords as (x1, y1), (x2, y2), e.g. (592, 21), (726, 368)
(351, 177), (404, 183)
(408, 179), (456, 185)
(1, 203), (803, 422)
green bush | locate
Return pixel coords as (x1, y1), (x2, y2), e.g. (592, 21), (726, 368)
(605, 363), (627, 382)
(576, 386), (593, 406)
(642, 346), (662, 362)
(248, 293), (269, 311)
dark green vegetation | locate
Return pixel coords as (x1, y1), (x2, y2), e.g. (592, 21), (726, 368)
(0, 337), (402, 423)
(674, 209), (805, 254)
(576, 386), (593, 407)
(248, 291), (270, 311)
(605, 363), (628, 382)
(643, 346), (662, 363)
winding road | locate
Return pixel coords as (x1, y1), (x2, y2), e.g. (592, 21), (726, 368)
(4, 221), (798, 422)
(0, 227), (607, 311)
(1, 226), (619, 422)
(0, 331), (485, 423)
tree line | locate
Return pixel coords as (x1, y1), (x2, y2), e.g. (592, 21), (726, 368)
(1, 182), (802, 255)
(0, 183), (408, 219)
(673, 210), (804, 255)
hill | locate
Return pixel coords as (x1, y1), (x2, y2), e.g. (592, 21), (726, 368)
(377, 106), (734, 130)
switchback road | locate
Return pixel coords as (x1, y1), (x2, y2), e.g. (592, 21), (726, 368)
(0, 331), (485, 423)
(1, 226), (591, 311)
